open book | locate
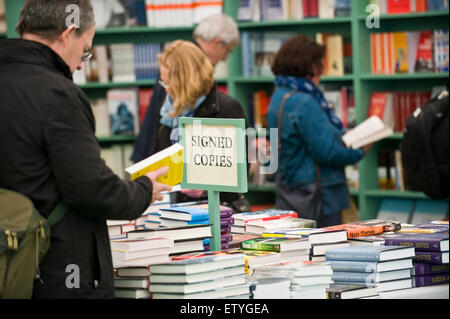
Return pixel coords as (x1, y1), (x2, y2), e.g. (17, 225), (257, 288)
(124, 143), (184, 186)
(342, 116), (393, 149)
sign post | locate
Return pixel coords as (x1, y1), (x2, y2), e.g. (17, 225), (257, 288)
(178, 118), (248, 251)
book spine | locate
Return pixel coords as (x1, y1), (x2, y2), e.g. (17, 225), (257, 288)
(414, 251), (447, 264)
(241, 242), (280, 252)
(332, 271), (377, 284)
(329, 260), (377, 273)
(413, 273), (449, 287)
(413, 262), (449, 275)
(325, 251), (379, 262)
(383, 237), (443, 252)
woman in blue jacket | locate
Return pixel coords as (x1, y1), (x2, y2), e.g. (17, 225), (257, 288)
(266, 35), (370, 227)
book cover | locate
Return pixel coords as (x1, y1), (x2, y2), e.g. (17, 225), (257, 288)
(325, 245), (415, 262)
(368, 92), (395, 129)
(107, 88), (139, 135)
(387, 0), (411, 14)
(415, 31), (434, 72)
(323, 219), (401, 239)
(393, 31), (408, 73)
(382, 232), (449, 252)
(262, 227), (348, 244)
(325, 34), (344, 76)
(240, 237), (311, 252)
(124, 143), (184, 185)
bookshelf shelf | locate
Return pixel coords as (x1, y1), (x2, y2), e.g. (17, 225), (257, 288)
(356, 10), (450, 21)
(237, 17), (352, 29)
(364, 189), (429, 199)
(234, 75), (354, 83)
(79, 80), (157, 90)
(360, 73), (449, 80)
(94, 26), (195, 35)
(97, 135), (136, 144)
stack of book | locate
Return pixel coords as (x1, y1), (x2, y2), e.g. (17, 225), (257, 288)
(262, 227), (350, 262)
(248, 277), (292, 299)
(231, 209), (299, 234)
(240, 237), (312, 263)
(107, 220), (136, 239)
(323, 219), (402, 240)
(325, 245), (416, 293)
(158, 204), (234, 251)
(382, 225), (449, 287)
(252, 260), (334, 299)
(126, 224), (213, 257)
(112, 237), (174, 299)
(149, 253), (249, 299)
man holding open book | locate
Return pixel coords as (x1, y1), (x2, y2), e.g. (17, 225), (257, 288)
(0, 0), (170, 298)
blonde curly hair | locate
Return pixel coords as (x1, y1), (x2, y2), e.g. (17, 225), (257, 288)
(158, 40), (214, 117)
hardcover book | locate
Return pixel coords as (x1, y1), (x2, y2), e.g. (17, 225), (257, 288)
(124, 143), (184, 186)
(232, 209), (298, 226)
(325, 245), (415, 262)
(326, 283), (379, 299)
(324, 219), (401, 239)
(261, 227), (348, 244)
(245, 217), (317, 234)
(412, 273), (449, 287)
(382, 232), (449, 252)
(412, 262), (449, 276)
(414, 251), (449, 264)
(126, 224), (212, 241)
(329, 258), (413, 273)
(332, 268), (412, 284)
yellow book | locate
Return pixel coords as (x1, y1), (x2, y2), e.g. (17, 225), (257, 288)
(124, 143), (184, 186)
(393, 31), (408, 73)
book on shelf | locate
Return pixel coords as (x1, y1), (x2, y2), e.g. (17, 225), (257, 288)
(368, 92), (395, 130)
(323, 219), (402, 239)
(151, 253), (245, 274)
(316, 33), (345, 76)
(322, 84), (355, 129)
(245, 217), (317, 235)
(262, 227), (348, 244)
(342, 115), (394, 149)
(328, 258), (413, 273)
(124, 142), (184, 185)
(0, 0), (5, 34)
(240, 237), (311, 252)
(326, 283), (379, 299)
(232, 209), (298, 226)
(126, 224), (212, 241)
(107, 88), (139, 136)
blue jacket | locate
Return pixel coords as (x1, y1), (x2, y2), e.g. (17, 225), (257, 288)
(267, 86), (364, 214)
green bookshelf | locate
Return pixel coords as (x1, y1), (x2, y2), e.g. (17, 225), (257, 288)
(4, 0), (448, 219)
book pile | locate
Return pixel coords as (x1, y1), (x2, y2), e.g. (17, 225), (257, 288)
(245, 217), (317, 235)
(382, 223), (449, 287)
(112, 237), (174, 299)
(325, 245), (416, 293)
(149, 252), (249, 299)
(240, 237), (312, 263)
(107, 219), (136, 239)
(158, 203), (234, 251)
(252, 260), (334, 299)
(262, 227), (350, 262)
(126, 223), (213, 257)
(231, 209), (300, 234)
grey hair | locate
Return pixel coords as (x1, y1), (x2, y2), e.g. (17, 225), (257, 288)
(16, 0), (95, 41)
(193, 14), (239, 47)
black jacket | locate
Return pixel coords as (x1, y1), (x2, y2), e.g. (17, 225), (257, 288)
(0, 39), (153, 298)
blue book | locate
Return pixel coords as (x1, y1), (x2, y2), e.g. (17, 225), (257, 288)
(383, 232), (449, 252)
(325, 245), (416, 262)
(332, 268), (412, 284)
(160, 206), (210, 222)
(329, 258), (413, 273)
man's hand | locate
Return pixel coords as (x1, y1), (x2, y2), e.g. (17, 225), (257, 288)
(145, 166), (172, 202)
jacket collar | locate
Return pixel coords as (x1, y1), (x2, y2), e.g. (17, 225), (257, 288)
(194, 84), (221, 117)
(0, 38), (73, 80)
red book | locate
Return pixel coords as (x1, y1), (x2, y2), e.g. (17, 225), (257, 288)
(415, 0), (428, 12)
(368, 92), (389, 119)
(415, 31), (434, 72)
(387, 0), (411, 14)
(138, 88), (153, 125)
(309, 0), (319, 18)
(303, 0), (310, 17)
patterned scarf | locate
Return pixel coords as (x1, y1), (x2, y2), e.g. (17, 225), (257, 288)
(274, 75), (345, 135)
(160, 94), (206, 128)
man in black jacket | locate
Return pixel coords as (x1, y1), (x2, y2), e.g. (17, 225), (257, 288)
(0, 0), (171, 298)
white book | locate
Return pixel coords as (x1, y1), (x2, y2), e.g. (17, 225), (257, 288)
(319, 0), (336, 18)
(110, 44), (136, 82)
(290, 0), (304, 19)
(194, 0), (223, 25)
(342, 115), (393, 149)
(237, 0), (258, 21)
(91, 98), (110, 137)
(110, 237), (174, 251)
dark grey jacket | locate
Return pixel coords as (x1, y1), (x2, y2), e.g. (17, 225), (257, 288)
(0, 39), (153, 298)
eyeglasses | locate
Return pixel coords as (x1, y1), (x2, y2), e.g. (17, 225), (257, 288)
(81, 50), (93, 62)
(158, 79), (169, 89)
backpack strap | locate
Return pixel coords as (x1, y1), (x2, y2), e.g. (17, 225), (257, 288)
(46, 202), (68, 228)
